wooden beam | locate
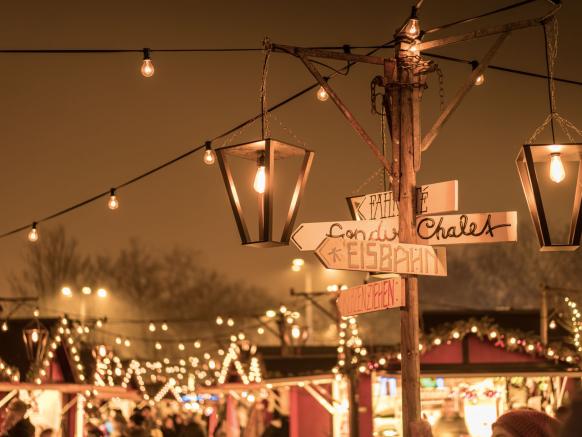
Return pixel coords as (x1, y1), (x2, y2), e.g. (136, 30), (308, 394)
(303, 383), (336, 415)
(271, 43), (387, 65)
(418, 5), (560, 52)
(422, 32), (509, 152)
(294, 52), (393, 174)
(61, 395), (78, 416)
(0, 390), (17, 408)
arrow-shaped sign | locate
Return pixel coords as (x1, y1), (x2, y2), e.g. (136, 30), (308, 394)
(347, 180), (458, 221)
(315, 237), (447, 276)
(291, 218), (399, 251)
(337, 278), (405, 317)
(416, 211), (517, 245)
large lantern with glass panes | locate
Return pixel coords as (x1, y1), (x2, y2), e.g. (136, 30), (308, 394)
(216, 138), (314, 247)
(516, 143), (582, 251)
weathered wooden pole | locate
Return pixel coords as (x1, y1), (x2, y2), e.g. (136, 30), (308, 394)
(541, 285), (548, 345)
(385, 38), (425, 437)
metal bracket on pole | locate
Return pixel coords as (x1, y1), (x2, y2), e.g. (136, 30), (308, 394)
(422, 32), (510, 152)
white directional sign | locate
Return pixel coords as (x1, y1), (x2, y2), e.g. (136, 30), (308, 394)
(416, 211), (517, 245)
(315, 238), (447, 276)
(348, 180), (458, 221)
(291, 218), (399, 251)
(337, 278), (405, 317)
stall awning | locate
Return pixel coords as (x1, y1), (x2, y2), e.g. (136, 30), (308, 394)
(0, 382), (141, 400)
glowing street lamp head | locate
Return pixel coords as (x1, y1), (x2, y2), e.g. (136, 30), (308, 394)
(61, 287), (73, 298)
(97, 288), (108, 298)
(81, 286), (92, 296)
(291, 325), (302, 339)
(292, 258), (305, 267)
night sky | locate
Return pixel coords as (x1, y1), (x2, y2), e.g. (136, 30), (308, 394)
(0, 0), (580, 308)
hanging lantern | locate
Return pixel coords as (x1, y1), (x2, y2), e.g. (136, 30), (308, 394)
(216, 138), (314, 247)
(516, 143), (582, 251)
(22, 319), (49, 367)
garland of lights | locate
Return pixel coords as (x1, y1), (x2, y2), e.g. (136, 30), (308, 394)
(367, 317), (580, 371)
(332, 317), (368, 377)
(30, 317), (87, 384)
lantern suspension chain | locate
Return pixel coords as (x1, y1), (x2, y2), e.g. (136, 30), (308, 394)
(528, 17), (581, 144)
(260, 38), (272, 140)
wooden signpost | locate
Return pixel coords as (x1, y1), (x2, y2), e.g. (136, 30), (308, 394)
(291, 218), (399, 251)
(315, 237), (447, 276)
(337, 278), (405, 317)
(347, 180), (458, 221)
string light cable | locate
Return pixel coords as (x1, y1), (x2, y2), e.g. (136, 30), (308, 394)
(0, 39), (396, 241)
(0, 1), (579, 241)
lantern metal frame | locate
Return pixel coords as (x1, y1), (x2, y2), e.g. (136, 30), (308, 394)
(216, 138), (314, 248)
(22, 318), (49, 367)
(516, 143), (582, 251)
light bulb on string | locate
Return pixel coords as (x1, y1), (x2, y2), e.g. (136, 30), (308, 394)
(203, 141), (216, 165)
(28, 222), (39, 242)
(253, 153), (266, 194)
(1, 321), (8, 332)
(470, 61), (485, 86)
(108, 188), (119, 210)
(148, 322), (156, 332)
(161, 321), (168, 331)
(316, 86), (329, 102)
(33, 307), (40, 318)
(550, 153), (566, 183)
(141, 48), (155, 78)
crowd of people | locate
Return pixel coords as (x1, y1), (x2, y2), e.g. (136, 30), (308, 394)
(86, 406), (205, 437)
(2, 393), (582, 437)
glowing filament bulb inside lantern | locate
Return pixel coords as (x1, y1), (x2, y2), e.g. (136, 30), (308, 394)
(108, 189), (119, 210)
(550, 153), (566, 183)
(28, 223), (39, 242)
(316, 86), (329, 102)
(253, 154), (266, 194)
(141, 48), (155, 77)
(31, 330), (39, 343)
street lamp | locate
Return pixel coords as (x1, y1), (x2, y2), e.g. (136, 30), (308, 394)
(216, 139), (315, 247)
(516, 143), (582, 251)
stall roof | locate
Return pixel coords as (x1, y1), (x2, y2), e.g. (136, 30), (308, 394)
(0, 382), (141, 400)
(421, 309), (569, 342)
